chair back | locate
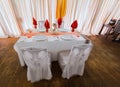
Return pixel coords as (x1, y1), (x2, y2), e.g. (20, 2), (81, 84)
(38, 21), (45, 29)
(62, 44), (92, 79)
(22, 48), (49, 67)
(21, 47), (52, 82)
(114, 20), (120, 33)
(68, 44), (90, 65)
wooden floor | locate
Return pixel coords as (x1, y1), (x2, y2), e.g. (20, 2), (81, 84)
(0, 36), (120, 87)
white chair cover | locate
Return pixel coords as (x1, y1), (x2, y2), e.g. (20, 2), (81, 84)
(37, 21), (46, 32)
(58, 44), (92, 79)
(21, 48), (52, 82)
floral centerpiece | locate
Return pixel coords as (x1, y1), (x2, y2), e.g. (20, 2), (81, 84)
(26, 29), (33, 38)
(50, 23), (59, 34)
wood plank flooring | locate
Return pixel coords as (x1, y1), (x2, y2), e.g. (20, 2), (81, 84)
(0, 36), (120, 87)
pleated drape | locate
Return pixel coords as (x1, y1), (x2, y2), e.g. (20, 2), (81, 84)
(56, 0), (67, 19)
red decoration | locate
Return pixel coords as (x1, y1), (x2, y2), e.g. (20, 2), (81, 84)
(44, 19), (50, 32)
(34, 25), (37, 28)
(32, 17), (37, 29)
(57, 18), (62, 28)
(71, 20), (78, 32)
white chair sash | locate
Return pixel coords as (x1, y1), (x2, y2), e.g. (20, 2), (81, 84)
(21, 48), (52, 82)
(59, 44), (92, 79)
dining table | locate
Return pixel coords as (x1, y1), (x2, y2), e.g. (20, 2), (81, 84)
(14, 30), (93, 67)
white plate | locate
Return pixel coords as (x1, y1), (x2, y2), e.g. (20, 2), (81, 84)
(61, 35), (74, 40)
(24, 38), (33, 42)
(33, 35), (47, 41)
(48, 36), (58, 41)
(59, 29), (68, 32)
(37, 29), (46, 32)
(19, 36), (27, 42)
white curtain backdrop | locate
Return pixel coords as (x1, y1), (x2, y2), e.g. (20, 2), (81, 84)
(0, 0), (20, 37)
(0, 0), (120, 37)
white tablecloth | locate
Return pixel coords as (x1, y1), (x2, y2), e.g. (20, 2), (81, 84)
(14, 34), (92, 67)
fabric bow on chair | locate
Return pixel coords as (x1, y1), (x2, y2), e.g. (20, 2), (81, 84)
(57, 18), (62, 28)
(21, 48), (52, 83)
(32, 17), (37, 29)
(58, 44), (93, 79)
(71, 20), (78, 32)
(44, 20), (50, 32)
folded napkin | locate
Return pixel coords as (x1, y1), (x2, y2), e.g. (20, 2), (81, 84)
(44, 19), (50, 32)
(33, 17), (37, 28)
(57, 18), (62, 28)
(71, 20), (78, 32)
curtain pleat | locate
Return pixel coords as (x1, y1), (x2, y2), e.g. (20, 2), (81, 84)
(56, 0), (67, 19)
(0, 0), (120, 37)
(56, 0), (62, 19)
(61, 0), (67, 18)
